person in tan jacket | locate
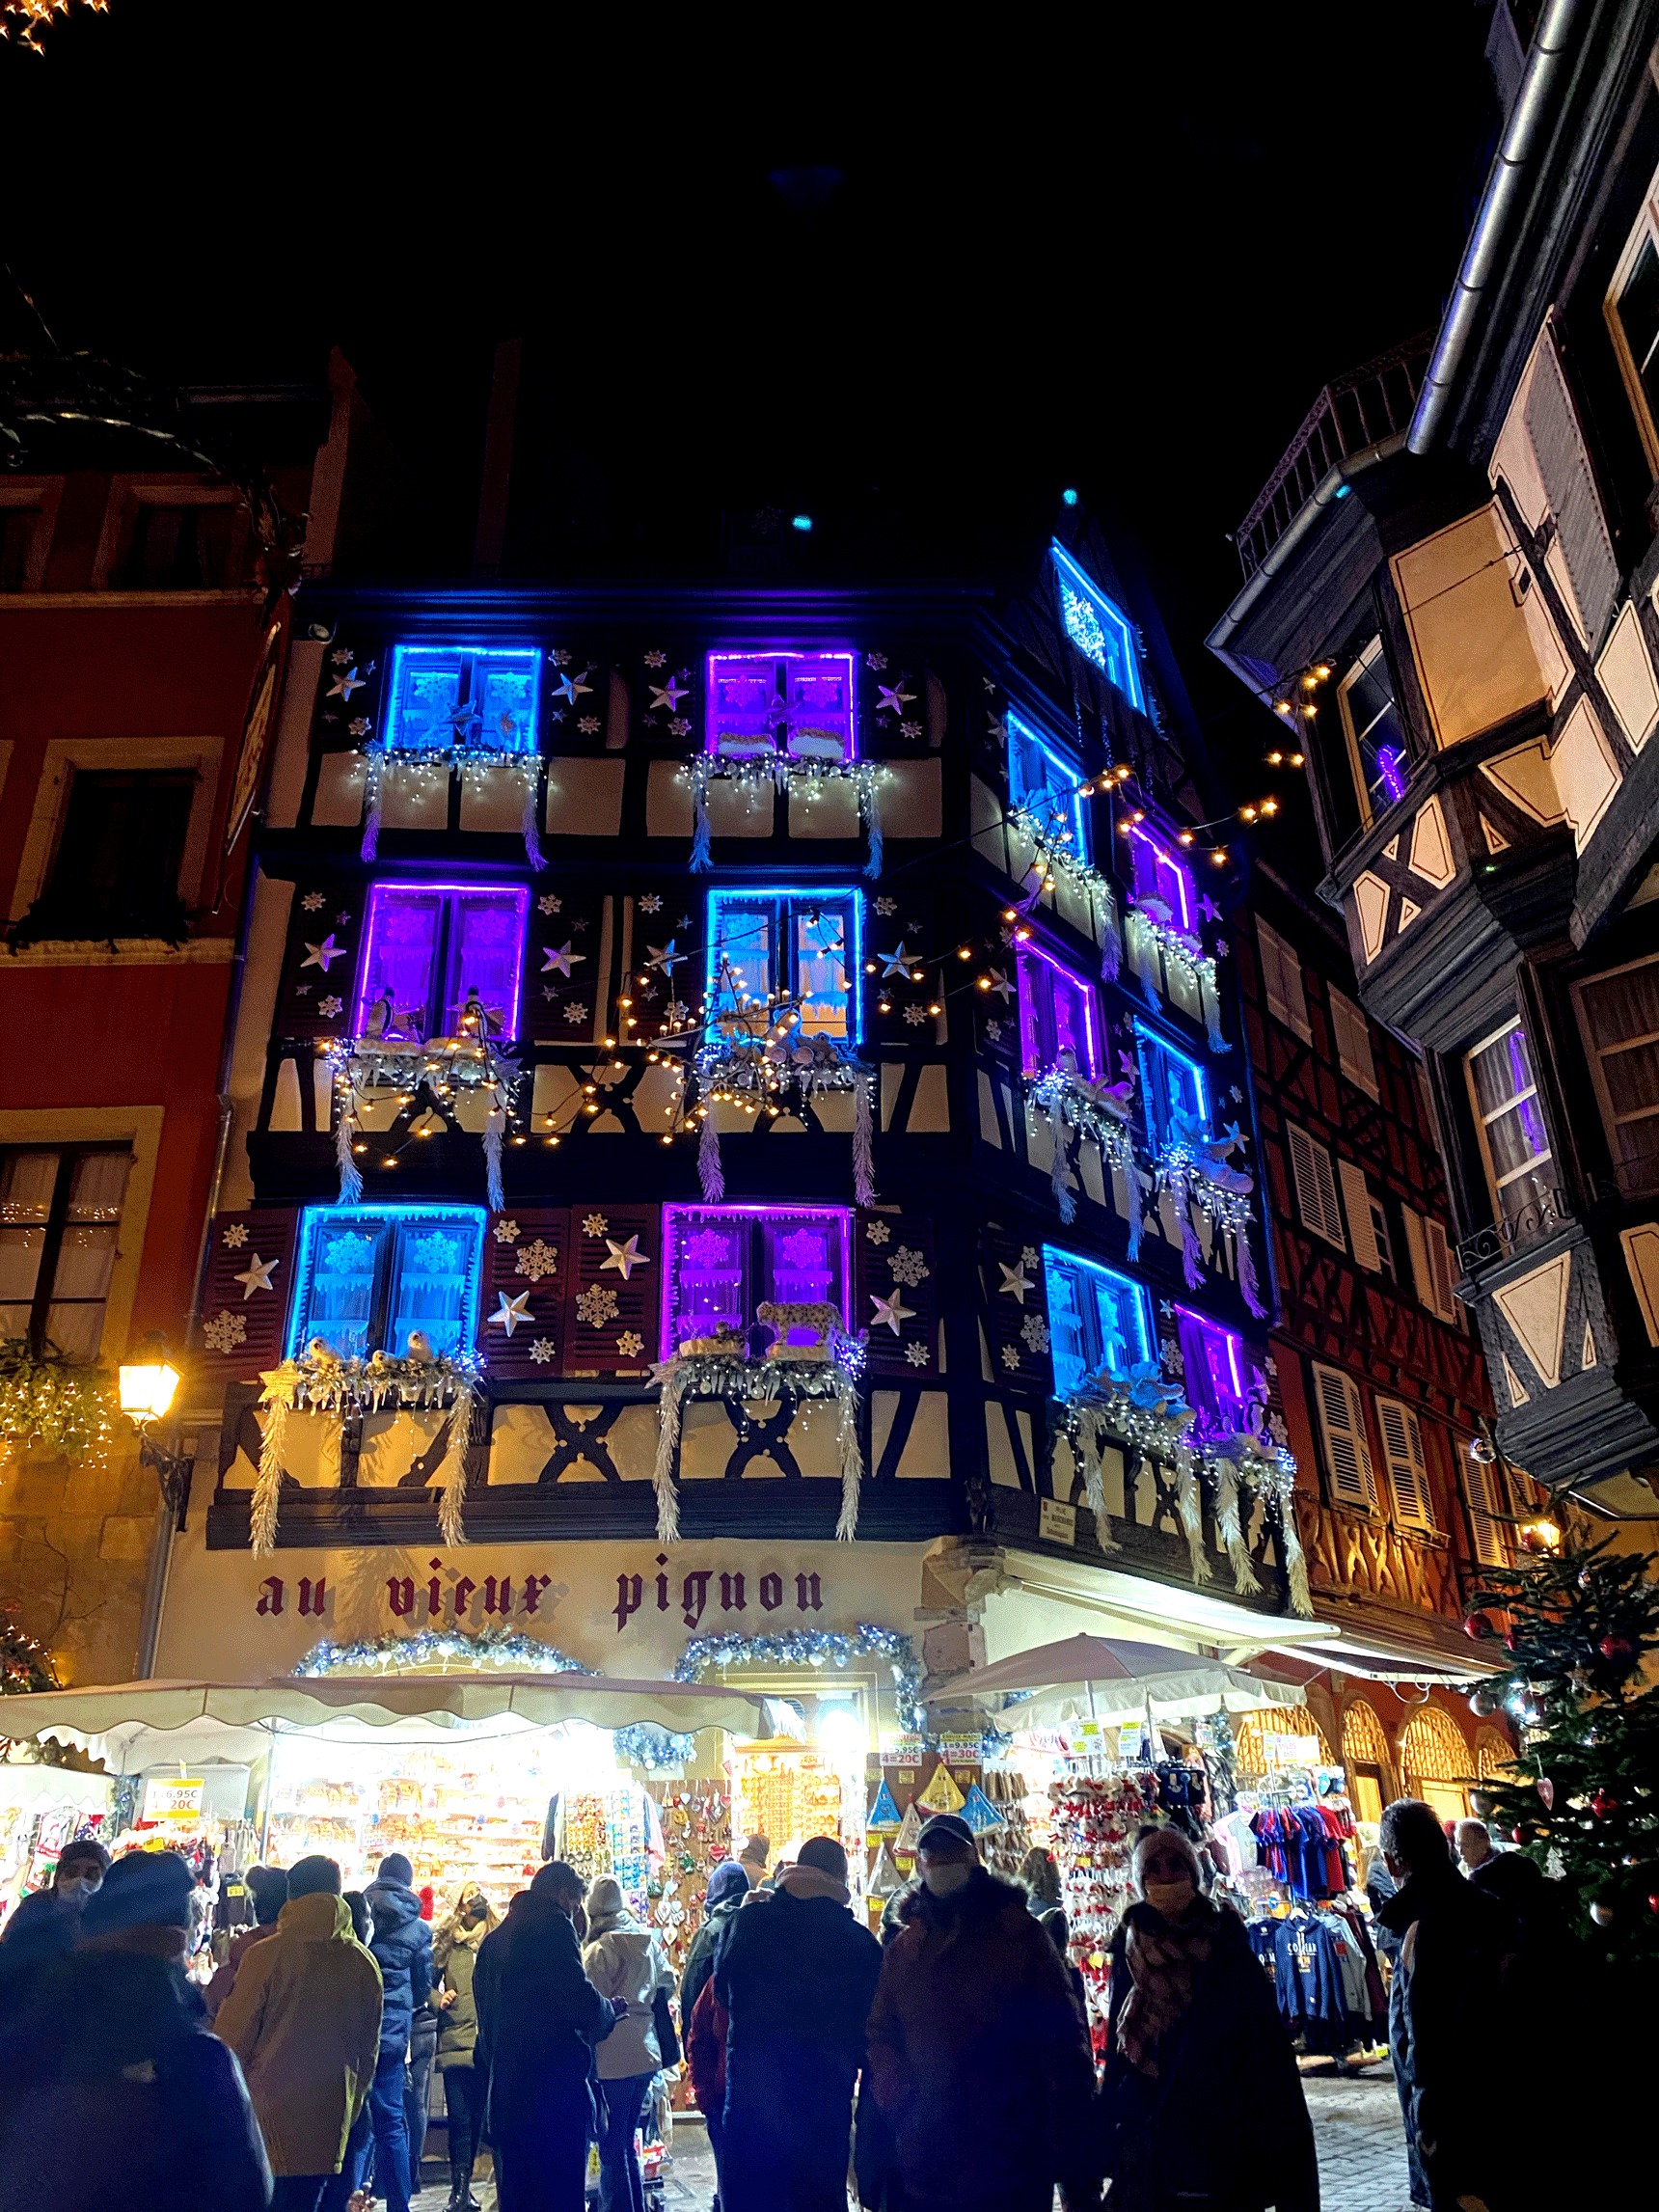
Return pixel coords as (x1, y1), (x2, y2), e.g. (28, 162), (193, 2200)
(216, 1854), (384, 2212)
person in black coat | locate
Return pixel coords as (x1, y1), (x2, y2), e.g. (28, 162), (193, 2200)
(715, 1836), (882, 2212)
(363, 1852), (433, 2212)
(1098, 1827), (1316, 2212)
(474, 1861), (624, 2212)
(0, 1840), (110, 2012)
(678, 1857), (749, 2030)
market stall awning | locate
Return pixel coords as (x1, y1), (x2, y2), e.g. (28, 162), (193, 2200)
(0, 1674), (768, 1742)
(923, 1632), (1309, 1727)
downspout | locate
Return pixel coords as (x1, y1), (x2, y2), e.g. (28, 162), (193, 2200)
(1407, 0), (1581, 454)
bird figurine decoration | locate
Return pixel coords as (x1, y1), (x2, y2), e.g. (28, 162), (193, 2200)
(405, 1329), (434, 1363)
(362, 990), (394, 1041)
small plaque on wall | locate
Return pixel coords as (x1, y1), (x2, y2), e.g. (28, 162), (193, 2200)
(1038, 1497), (1076, 1546)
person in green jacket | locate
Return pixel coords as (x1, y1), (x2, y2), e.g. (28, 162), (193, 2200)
(433, 1883), (498, 2212)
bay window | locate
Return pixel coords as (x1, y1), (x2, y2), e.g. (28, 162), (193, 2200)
(1051, 543), (1145, 709)
(286, 1205), (486, 1361)
(660, 1204), (853, 1357)
(1337, 638), (1410, 823)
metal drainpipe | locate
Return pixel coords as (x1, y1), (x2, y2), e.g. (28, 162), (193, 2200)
(1408, 0), (1581, 454)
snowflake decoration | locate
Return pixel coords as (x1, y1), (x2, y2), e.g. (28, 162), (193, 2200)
(332, 648), (352, 666)
(903, 1004), (929, 1027)
(565, 1001), (586, 1024)
(639, 894), (663, 915)
(889, 1246), (930, 1287)
(904, 1341), (929, 1367)
(1267, 1413), (1290, 1448)
(1020, 1314), (1050, 1353)
(348, 717), (372, 739)
(576, 1283), (619, 1329)
(515, 1239), (559, 1281)
(538, 893), (562, 915)
(578, 716), (600, 734)
(616, 1329), (645, 1359)
(775, 1228), (828, 1268)
(1000, 1344), (1020, 1372)
(683, 1228), (732, 1266)
(583, 1214), (609, 1237)
(492, 1221), (521, 1249)
(222, 1223), (249, 1250)
(1020, 1247), (1039, 1270)
(985, 1020), (1004, 1045)
(876, 897), (897, 915)
(900, 720), (921, 739)
(301, 892), (325, 913)
(866, 651), (887, 670)
(529, 1338), (557, 1366)
(644, 650), (667, 668)
(318, 996), (343, 1020)
(554, 649), (571, 666)
(663, 1000), (690, 1027)
(864, 1219), (891, 1246)
(203, 1309), (247, 1354)
(668, 717), (692, 737)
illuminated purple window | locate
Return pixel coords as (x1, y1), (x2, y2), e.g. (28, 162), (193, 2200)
(1176, 1305), (1248, 1443)
(1129, 823), (1194, 932)
(1017, 943), (1101, 1079)
(660, 1203), (852, 1357)
(353, 883), (529, 1042)
(705, 651), (857, 762)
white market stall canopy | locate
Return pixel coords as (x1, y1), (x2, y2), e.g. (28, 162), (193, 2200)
(0, 1674), (768, 1746)
(924, 1632), (1308, 1728)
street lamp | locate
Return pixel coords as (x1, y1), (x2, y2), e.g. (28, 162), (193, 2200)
(118, 1349), (191, 1526)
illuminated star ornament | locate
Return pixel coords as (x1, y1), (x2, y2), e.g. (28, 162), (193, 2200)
(327, 667), (366, 702)
(551, 669), (592, 705)
(646, 941), (685, 974)
(878, 942), (911, 979)
(648, 677), (690, 714)
(232, 1254), (281, 1300)
(870, 1288), (916, 1335)
(985, 968), (1013, 1002)
(876, 683), (915, 717)
(541, 942), (586, 977)
(602, 1236), (647, 1281)
(997, 1261), (1034, 1304)
(301, 935), (344, 973)
(489, 1291), (533, 1336)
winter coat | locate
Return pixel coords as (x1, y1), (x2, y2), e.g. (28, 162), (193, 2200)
(474, 1891), (616, 2136)
(865, 1869), (1094, 2212)
(679, 1892), (745, 2030)
(714, 1867), (883, 2212)
(0, 1944), (271, 2212)
(1099, 1899), (1317, 2212)
(433, 1916), (490, 2071)
(204, 1924), (281, 2019)
(363, 1874), (433, 2059)
(214, 1890), (384, 2180)
(686, 1976), (728, 2117)
(0, 1892), (83, 2010)
(582, 1912), (675, 2081)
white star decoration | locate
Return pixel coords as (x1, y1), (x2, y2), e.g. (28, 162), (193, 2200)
(301, 935), (344, 973)
(876, 683), (914, 716)
(879, 943), (911, 978)
(997, 1262), (1034, 1304)
(986, 968), (1013, 1002)
(869, 1288), (916, 1335)
(232, 1255), (281, 1300)
(542, 942), (585, 977)
(490, 1292), (533, 1336)
(552, 670), (592, 704)
(602, 1235), (647, 1281)
(327, 668), (365, 701)
(646, 942), (685, 974)
(648, 678), (689, 713)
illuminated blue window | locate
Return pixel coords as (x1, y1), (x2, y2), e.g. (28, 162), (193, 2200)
(1052, 544), (1144, 709)
(383, 645), (542, 754)
(1043, 1246), (1154, 1397)
(707, 888), (860, 1043)
(287, 1205), (486, 1361)
(1006, 709), (1091, 863)
(1136, 1025), (1210, 1149)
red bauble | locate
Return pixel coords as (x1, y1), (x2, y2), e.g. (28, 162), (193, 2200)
(1599, 1634), (1637, 1667)
(1537, 1778), (1555, 1811)
(1463, 1612), (1495, 1640)
(1511, 1826), (1530, 1844)
(1648, 1895), (1659, 1916)
(1590, 1789), (1618, 1819)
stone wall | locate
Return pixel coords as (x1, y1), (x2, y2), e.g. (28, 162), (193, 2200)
(0, 1440), (156, 1684)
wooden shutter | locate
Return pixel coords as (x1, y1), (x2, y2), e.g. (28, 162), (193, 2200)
(980, 1223), (1054, 1395)
(857, 1209), (939, 1379)
(531, 884), (610, 1046)
(561, 1203), (660, 1375)
(1523, 333), (1618, 642)
(1425, 1217), (1457, 1323)
(480, 1208), (570, 1380)
(1312, 1363), (1377, 1510)
(1374, 1396), (1433, 1529)
(1288, 1123), (1345, 1248)
(199, 1210), (299, 1374)
(1465, 1456), (1509, 1568)
(1328, 987), (1378, 1098)
(1256, 916), (1311, 1042)
(1339, 1161), (1381, 1271)
(275, 880), (362, 1039)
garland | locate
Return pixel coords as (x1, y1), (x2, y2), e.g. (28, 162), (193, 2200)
(685, 753), (886, 878)
(255, 1346), (485, 1556)
(1063, 1360), (1201, 1574)
(293, 1625), (591, 1676)
(1153, 1113), (1266, 1317)
(612, 1722), (697, 1768)
(673, 1623), (926, 1734)
(1125, 900), (1224, 1049)
(0, 1342), (117, 1468)
(324, 1034), (523, 1210)
(1008, 806), (1121, 980)
(0, 1600), (58, 1696)
(1027, 1066), (1136, 1233)
(695, 1035), (876, 1206)
(360, 740), (543, 869)
(650, 1327), (866, 1545)
(1224, 1436), (1313, 1619)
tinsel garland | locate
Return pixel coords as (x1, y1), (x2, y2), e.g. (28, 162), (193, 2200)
(253, 1347), (486, 1555)
(359, 740), (544, 869)
(334, 1110), (364, 1203)
(1209, 1457), (1262, 1598)
(482, 1113), (505, 1214)
(1063, 1354), (1197, 1561)
(673, 1622), (926, 1734)
(693, 1036), (874, 1206)
(324, 1035), (521, 1207)
(0, 1343), (117, 1468)
(1007, 808), (1122, 981)
(294, 1625), (591, 1677)
(1125, 901), (1225, 1050)
(696, 1108), (725, 1202)
(853, 1079), (876, 1208)
(1153, 1126), (1265, 1316)
(1226, 1438), (1313, 1618)
(612, 1722), (697, 1769)
(1062, 1407), (1121, 1545)
(1176, 1454), (1211, 1584)
(1027, 1069), (1136, 1237)
(685, 754), (887, 878)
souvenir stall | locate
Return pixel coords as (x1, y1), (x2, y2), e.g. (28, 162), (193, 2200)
(0, 1761), (114, 1928)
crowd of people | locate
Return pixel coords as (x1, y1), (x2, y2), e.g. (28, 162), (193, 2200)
(0, 1793), (1595, 2212)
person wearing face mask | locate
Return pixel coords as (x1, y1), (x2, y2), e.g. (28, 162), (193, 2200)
(862, 1814), (1095, 2212)
(1098, 1826), (1317, 2212)
(0, 1840), (110, 2007)
(432, 1883), (499, 2212)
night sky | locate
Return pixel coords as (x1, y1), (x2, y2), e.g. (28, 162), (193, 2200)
(5, 2), (1501, 796)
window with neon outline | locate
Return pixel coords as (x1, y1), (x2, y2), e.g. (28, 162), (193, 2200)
(1175, 1305), (1249, 1445)
(705, 650), (857, 763)
(1136, 1024), (1210, 1148)
(287, 1205), (486, 1361)
(352, 883), (529, 1042)
(1006, 709), (1091, 861)
(383, 645), (542, 755)
(707, 888), (859, 1042)
(1051, 544), (1145, 709)
(1128, 821), (1194, 931)
(1043, 1245), (1154, 1397)
(1017, 941), (1101, 1079)
(661, 1204), (853, 1358)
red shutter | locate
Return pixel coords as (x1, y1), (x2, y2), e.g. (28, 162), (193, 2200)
(856, 1210), (938, 1379)
(561, 1204), (661, 1375)
(478, 1209), (570, 1381)
(980, 1222), (1054, 1396)
(198, 1211), (299, 1375)
(276, 880), (361, 1039)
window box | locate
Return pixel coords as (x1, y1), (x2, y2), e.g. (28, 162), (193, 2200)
(360, 645), (544, 866)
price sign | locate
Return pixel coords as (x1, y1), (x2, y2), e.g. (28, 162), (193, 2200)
(143, 1778), (204, 1821)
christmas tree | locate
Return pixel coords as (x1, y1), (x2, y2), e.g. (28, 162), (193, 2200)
(0, 1600), (56, 1696)
(1465, 1518), (1659, 1981)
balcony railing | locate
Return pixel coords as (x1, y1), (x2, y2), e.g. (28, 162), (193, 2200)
(1233, 335), (1433, 580)
(1455, 1184), (1572, 1281)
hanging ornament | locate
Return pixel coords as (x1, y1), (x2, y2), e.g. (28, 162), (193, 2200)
(1511, 1826), (1532, 1845)
(1598, 1633), (1637, 1668)
(1647, 1895), (1659, 1916)
(1463, 1612), (1495, 1640)
(1591, 1900), (1616, 1926)
(1468, 1687), (1497, 1716)
(1590, 1789), (1619, 1819)
(1537, 1778), (1555, 1811)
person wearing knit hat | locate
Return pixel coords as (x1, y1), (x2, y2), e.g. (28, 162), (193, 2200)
(715, 1836), (882, 2212)
(581, 1875), (676, 2212)
(363, 1850), (433, 2212)
(676, 1858), (752, 2200)
(80, 1845), (198, 1951)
